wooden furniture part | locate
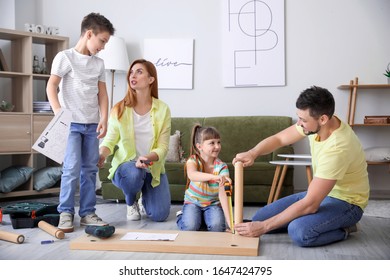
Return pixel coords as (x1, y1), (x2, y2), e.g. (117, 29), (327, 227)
(70, 229), (259, 256)
(0, 28), (69, 199)
(268, 154), (312, 204)
(0, 230), (25, 244)
(338, 77), (390, 170)
(234, 161), (244, 231)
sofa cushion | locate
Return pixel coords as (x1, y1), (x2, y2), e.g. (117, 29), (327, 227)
(171, 117), (204, 159)
(165, 162), (187, 185)
(0, 166), (34, 193)
(166, 130), (184, 162)
(33, 166), (62, 191)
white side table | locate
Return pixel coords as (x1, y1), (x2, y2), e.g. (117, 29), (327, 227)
(268, 155), (312, 204)
(277, 154), (312, 159)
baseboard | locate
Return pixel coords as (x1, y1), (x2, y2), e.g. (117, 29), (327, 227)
(369, 190), (390, 200)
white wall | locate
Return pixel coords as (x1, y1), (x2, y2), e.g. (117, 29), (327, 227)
(7, 0), (390, 194)
(0, 0), (15, 29)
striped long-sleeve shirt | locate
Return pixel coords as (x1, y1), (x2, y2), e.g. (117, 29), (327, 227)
(184, 155), (229, 207)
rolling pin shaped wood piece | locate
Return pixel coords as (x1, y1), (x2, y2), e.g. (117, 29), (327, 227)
(38, 220), (65, 239)
(234, 161), (244, 233)
(0, 230), (25, 244)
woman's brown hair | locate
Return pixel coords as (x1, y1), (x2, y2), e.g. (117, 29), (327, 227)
(112, 59), (158, 120)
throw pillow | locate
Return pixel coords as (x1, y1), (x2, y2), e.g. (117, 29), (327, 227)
(166, 130), (182, 162)
(33, 166), (63, 191)
(0, 166), (34, 193)
(364, 147), (390, 162)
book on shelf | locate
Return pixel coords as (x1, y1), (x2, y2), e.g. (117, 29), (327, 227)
(364, 116), (390, 124)
(0, 48), (9, 71)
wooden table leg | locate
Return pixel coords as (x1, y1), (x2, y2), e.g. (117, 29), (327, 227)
(273, 164), (289, 202)
(234, 161), (244, 234)
(268, 165), (281, 204)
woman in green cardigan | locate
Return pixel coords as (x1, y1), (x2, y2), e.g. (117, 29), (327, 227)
(98, 59), (171, 222)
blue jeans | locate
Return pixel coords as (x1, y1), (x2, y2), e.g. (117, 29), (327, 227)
(252, 191), (363, 247)
(177, 203), (226, 232)
(58, 123), (99, 217)
(112, 161), (171, 222)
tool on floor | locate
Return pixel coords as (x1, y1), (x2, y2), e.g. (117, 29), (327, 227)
(38, 220), (65, 239)
(224, 181), (234, 234)
(85, 225), (115, 239)
(41, 240), (55, 245)
(0, 229), (25, 244)
(1, 202), (60, 229)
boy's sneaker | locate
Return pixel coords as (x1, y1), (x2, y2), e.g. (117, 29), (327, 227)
(127, 202), (141, 221)
(58, 212), (74, 233)
(80, 213), (108, 226)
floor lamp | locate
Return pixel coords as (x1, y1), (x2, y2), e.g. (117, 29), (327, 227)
(98, 36), (129, 108)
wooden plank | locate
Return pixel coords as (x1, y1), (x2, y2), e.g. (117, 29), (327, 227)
(70, 229), (259, 256)
(338, 84), (390, 89)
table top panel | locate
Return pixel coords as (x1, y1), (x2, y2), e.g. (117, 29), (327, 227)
(270, 160), (312, 166)
(277, 154), (312, 159)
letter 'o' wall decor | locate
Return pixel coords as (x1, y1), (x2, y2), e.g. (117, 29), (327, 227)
(222, 0), (285, 87)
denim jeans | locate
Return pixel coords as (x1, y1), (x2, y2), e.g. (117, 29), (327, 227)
(112, 161), (171, 222)
(58, 123), (99, 218)
(177, 203), (226, 232)
(252, 191), (363, 247)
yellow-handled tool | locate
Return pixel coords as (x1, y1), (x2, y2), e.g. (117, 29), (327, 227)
(224, 182), (234, 234)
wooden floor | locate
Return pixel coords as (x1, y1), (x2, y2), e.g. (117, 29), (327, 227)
(0, 201), (389, 260)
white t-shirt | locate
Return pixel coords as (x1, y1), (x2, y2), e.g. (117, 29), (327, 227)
(51, 48), (106, 123)
(133, 110), (153, 159)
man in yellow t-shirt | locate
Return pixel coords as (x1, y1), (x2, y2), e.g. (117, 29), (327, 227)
(233, 86), (370, 247)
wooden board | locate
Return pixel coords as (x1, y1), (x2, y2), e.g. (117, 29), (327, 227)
(70, 229), (259, 256)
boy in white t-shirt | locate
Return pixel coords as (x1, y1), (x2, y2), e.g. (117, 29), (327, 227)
(46, 12), (115, 232)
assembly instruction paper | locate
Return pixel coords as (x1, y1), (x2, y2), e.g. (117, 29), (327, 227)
(121, 232), (178, 241)
(32, 108), (72, 164)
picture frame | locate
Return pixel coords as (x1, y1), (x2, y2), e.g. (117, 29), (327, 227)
(144, 39), (194, 89)
(0, 48), (10, 71)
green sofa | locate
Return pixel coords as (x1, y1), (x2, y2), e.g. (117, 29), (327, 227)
(98, 116), (294, 204)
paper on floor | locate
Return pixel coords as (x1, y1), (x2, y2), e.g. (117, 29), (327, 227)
(120, 232), (178, 241)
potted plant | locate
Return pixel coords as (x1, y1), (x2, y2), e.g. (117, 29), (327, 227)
(384, 63), (390, 84)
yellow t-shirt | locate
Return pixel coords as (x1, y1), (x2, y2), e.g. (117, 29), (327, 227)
(296, 117), (370, 209)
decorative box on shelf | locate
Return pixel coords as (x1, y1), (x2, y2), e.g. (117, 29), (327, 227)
(364, 116), (390, 124)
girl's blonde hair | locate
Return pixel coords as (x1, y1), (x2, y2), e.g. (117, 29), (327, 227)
(112, 59), (158, 120)
(185, 124), (221, 188)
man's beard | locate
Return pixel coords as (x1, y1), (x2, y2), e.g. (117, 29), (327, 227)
(302, 124), (321, 136)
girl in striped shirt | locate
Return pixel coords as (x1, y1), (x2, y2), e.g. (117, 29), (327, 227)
(176, 124), (232, 232)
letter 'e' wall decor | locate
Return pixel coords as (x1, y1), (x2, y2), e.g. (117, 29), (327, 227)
(222, 0), (285, 88)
